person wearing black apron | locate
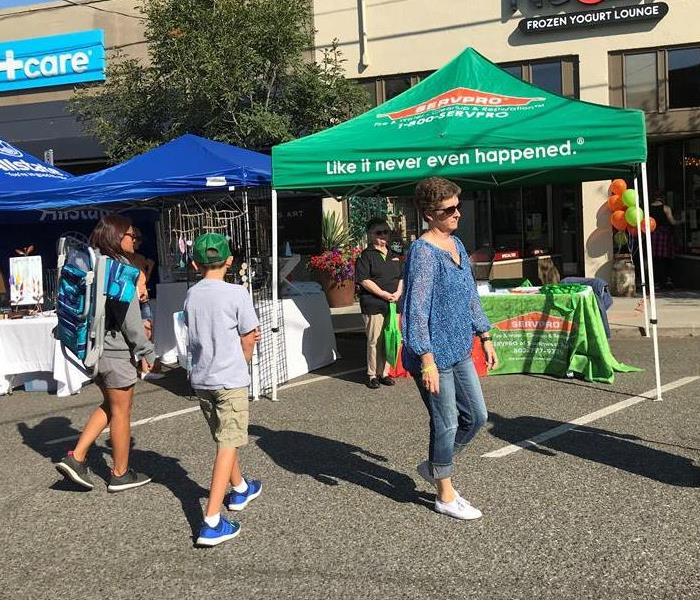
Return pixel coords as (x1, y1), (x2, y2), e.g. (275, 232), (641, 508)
(355, 218), (404, 389)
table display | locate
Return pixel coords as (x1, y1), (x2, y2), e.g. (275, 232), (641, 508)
(153, 282), (337, 383)
(0, 315), (91, 396)
(479, 286), (639, 383)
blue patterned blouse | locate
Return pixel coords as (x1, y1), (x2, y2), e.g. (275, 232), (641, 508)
(401, 237), (491, 373)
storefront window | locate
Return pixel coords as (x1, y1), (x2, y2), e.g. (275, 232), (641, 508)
(501, 65), (523, 79)
(383, 76), (412, 101)
(684, 139), (700, 254)
(531, 61), (562, 95)
(357, 80), (378, 107)
(522, 187), (549, 254)
(624, 52), (657, 111)
(652, 138), (700, 255)
(492, 189), (523, 252)
(668, 47), (700, 109)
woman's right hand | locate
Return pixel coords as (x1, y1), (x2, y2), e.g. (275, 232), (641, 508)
(422, 368), (440, 395)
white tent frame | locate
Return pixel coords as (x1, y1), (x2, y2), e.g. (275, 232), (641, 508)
(268, 162), (664, 403)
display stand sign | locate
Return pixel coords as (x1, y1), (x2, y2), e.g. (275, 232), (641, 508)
(480, 291), (640, 383)
(9, 255), (43, 306)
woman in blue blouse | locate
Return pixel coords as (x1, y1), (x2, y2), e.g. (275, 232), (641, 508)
(402, 177), (498, 521)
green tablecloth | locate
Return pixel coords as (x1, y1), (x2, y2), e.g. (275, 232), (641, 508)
(481, 289), (640, 384)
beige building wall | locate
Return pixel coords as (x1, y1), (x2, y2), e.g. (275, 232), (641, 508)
(0, 0), (146, 108)
(312, 0), (699, 279)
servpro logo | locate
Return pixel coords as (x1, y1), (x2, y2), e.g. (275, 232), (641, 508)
(378, 88), (546, 121)
(494, 311), (575, 333)
(374, 87), (546, 129)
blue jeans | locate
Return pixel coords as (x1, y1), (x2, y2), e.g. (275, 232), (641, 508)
(414, 356), (488, 479)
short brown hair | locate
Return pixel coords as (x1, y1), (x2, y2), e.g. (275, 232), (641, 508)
(89, 214), (132, 259)
(414, 177), (461, 215)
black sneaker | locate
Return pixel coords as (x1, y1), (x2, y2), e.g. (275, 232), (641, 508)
(55, 452), (94, 490)
(367, 377), (380, 389)
(107, 469), (151, 493)
(378, 376), (396, 386)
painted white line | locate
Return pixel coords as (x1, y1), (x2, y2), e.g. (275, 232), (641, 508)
(482, 376), (700, 459)
(45, 367), (366, 446)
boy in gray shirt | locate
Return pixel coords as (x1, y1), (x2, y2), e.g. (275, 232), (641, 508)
(184, 233), (261, 547)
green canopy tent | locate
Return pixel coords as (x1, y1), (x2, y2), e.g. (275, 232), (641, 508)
(270, 47), (662, 401)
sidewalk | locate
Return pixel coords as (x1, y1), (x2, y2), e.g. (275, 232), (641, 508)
(330, 291), (700, 338)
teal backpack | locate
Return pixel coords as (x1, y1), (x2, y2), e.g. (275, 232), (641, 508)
(56, 237), (140, 375)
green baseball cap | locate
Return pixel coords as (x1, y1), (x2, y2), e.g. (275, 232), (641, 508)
(193, 233), (231, 264)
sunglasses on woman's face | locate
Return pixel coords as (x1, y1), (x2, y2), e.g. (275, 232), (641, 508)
(434, 201), (462, 217)
(123, 232), (137, 240)
(372, 229), (390, 236)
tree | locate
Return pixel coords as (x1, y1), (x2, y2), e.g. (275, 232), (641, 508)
(70, 0), (370, 163)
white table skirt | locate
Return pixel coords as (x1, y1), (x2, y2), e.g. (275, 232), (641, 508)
(0, 316), (91, 396)
(154, 283), (337, 383)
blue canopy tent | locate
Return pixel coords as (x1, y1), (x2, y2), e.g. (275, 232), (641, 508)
(0, 139), (72, 194)
(0, 134), (271, 211)
(0, 134), (282, 401)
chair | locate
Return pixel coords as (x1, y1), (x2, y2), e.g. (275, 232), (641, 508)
(561, 277), (613, 338)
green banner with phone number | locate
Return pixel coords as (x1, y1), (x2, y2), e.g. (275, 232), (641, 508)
(480, 290), (640, 384)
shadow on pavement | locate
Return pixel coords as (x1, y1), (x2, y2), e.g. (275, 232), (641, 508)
(17, 417), (208, 536)
(487, 412), (700, 487)
(250, 424), (433, 508)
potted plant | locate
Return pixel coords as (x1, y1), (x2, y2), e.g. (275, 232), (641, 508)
(309, 213), (361, 307)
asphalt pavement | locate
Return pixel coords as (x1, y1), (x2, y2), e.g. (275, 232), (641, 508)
(1, 334), (698, 600)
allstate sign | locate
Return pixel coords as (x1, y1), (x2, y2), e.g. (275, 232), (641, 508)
(0, 30), (105, 93)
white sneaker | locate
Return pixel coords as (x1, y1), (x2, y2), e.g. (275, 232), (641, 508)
(416, 461), (437, 488)
(435, 494), (482, 520)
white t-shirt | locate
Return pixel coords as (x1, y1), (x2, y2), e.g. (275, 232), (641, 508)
(184, 279), (259, 389)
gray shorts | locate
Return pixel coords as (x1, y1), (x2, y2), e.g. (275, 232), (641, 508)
(96, 355), (138, 389)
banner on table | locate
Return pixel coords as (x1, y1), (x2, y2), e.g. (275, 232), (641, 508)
(485, 302), (577, 377)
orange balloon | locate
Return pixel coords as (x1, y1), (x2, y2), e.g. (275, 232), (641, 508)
(610, 210), (627, 231)
(627, 225), (638, 236)
(607, 194), (625, 212)
(641, 217), (657, 233)
(609, 179), (628, 196)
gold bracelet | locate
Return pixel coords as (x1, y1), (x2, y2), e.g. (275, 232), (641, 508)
(421, 363), (437, 374)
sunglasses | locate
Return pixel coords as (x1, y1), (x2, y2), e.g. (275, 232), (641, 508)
(123, 232), (137, 240)
(372, 229), (390, 235)
(434, 201), (462, 217)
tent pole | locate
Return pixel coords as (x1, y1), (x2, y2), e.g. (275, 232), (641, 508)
(243, 189), (260, 402)
(271, 188), (279, 402)
(640, 163), (663, 401)
(633, 176), (650, 337)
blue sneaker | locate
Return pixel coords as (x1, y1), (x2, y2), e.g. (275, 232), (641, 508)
(196, 517), (241, 547)
(225, 479), (262, 511)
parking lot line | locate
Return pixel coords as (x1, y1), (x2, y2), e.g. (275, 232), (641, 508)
(45, 367), (366, 446)
(481, 376), (700, 459)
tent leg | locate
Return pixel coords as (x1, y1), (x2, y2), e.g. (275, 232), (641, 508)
(640, 163), (663, 401)
(633, 176), (650, 337)
(271, 188), (279, 402)
(243, 190), (259, 402)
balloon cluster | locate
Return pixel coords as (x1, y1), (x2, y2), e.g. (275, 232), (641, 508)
(606, 179), (656, 237)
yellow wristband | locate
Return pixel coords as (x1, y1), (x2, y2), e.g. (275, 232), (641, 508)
(421, 363), (437, 374)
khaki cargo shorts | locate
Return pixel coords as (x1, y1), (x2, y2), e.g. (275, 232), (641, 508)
(194, 387), (249, 449)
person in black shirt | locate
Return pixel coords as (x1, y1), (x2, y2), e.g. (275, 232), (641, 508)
(649, 190), (682, 290)
(355, 218), (404, 389)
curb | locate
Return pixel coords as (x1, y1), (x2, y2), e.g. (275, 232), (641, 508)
(610, 327), (699, 339)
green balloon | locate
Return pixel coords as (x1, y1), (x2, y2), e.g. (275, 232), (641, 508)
(625, 206), (643, 227)
(613, 231), (628, 246)
(622, 189), (637, 208)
